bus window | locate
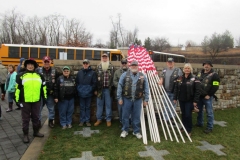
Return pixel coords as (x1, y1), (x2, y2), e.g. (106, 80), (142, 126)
(49, 48), (56, 59)
(93, 50), (101, 60)
(67, 49), (74, 60)
(58, 48), (65, 58)
(21, 47), (29, 59)
(76, 50), (83, 60)
(85, 50), (92, 60)
(30, 48), (38, 58)
(9, 47), (20, 58)
(40, 48), (47, 58)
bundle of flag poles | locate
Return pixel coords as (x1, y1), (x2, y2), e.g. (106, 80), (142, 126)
(127, 44), (192, 144)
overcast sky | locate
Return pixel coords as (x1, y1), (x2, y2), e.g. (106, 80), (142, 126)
(1, 0), (240, 46)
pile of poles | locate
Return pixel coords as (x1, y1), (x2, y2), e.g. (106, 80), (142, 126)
(127, 45), (192, 144)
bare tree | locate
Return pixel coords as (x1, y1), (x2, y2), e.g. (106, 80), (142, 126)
(152, 37), (170, 51)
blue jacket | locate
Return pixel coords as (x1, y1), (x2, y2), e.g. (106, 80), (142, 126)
(75, 66), (97, 98)
(5, 71), (17, 93)
(17, 58), (25, 73)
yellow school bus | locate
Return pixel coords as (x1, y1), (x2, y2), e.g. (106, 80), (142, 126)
(0, 44), (123, 67)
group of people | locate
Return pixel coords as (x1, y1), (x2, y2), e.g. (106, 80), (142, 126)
(159, 58), (220, 136)
(0, 53), (220, 143)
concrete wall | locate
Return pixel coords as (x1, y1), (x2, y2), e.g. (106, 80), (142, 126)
(54, 60), (240, 122)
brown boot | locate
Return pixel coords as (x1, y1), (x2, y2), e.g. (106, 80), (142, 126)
(106, 121), (111, 127)
(23, 129), (29, 143)
(94, 120), (102, 126)
(6, 102), (13, 112)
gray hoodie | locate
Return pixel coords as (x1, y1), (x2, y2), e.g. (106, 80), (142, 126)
(0, 64), (8, 84)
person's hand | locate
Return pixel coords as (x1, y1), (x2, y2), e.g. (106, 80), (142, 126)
(158, 79), (163, 85)
(143, 101), (148, 106)
(54, 99), (58, 103)
(193, 102), (197, 107)
(205, 95), (210, 99)
(94, 91), (97, 96)
(119, 100), (123, 105)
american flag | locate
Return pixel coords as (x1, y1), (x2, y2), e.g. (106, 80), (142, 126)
(127, 44), (158, 74)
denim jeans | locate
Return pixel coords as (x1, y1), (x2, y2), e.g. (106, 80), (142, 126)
(197, 96), (214, 129)
(163, 92), (176, 121)
(8, 92), (15, 103)
(122, 97), (142, 134)
(179, 101), (193, 133)
(39, 94), (55, 120)
(96, 88), (112, 121)
(58, 98), (74, 127)
(118, 102), (122, 123)
(79, 97), (92, 123)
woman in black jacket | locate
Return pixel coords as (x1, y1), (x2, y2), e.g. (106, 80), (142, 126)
(173, 63), (201, 136)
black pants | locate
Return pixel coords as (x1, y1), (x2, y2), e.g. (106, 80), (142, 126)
(1, 84), (5, 95)
(21, 101), (41, 131)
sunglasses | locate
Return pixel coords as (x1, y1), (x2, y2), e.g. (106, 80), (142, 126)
(83, 63), (89, 65)
(44, 61), (50, 63)
(122, 62), (127, 64)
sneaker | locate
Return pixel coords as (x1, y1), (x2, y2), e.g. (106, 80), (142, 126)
(62, 126), (67, 130)
(79, 123), (84, 127)
(86, 122), (91, 127)
(204, 128), (212, 134)
(68, 124), (72, 128)
(120, 131), (128, 138)
(133, 132), (142, 139)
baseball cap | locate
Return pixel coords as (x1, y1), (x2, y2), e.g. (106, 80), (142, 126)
(62, 66), (70, 70)
(130, 60), (138, 66)
(42, 56), (51, 62)
(121, 58), (127, 63)
(167, 57), (174, 62)
(102, 52), (108, 57)
(83, 59), (90, 64)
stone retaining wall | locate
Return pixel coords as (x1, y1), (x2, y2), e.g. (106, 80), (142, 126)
(54, 60), (240, 123)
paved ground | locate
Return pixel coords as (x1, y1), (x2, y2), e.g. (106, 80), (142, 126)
(0, 97), (48, 160)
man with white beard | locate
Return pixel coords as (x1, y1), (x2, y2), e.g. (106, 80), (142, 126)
(94, 52), (115, 127)
(117, 60), (149, 139)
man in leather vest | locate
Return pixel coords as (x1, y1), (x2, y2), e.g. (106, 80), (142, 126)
(158, 57), (182, 124)
(113, 58), (128, 125)
(117, 60), (149, 139)
(196, 60), (220, 134)
(36, 56), (59, 128)
(94, 52), (115, 127)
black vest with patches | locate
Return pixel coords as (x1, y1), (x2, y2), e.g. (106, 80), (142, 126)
(97, 63), (114, 89)
(58, 75), (76, 100)
(37, 67), (56, 95)
(123, 71), (145, 99)
(197, 71), (216, 95)
(162, 67), (181, 92)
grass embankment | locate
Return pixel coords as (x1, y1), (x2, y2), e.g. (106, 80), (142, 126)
(39, 108), (240, 160)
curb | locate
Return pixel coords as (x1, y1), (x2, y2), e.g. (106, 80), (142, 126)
(20, 119), (50, 160)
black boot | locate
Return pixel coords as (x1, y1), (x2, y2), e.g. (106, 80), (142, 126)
(33, 128), (44, 137)
(6, 102), (13, 112)
(48, 119), (54, 128)
(23, 129), (29, 143)
(38, 120), (42, 129)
